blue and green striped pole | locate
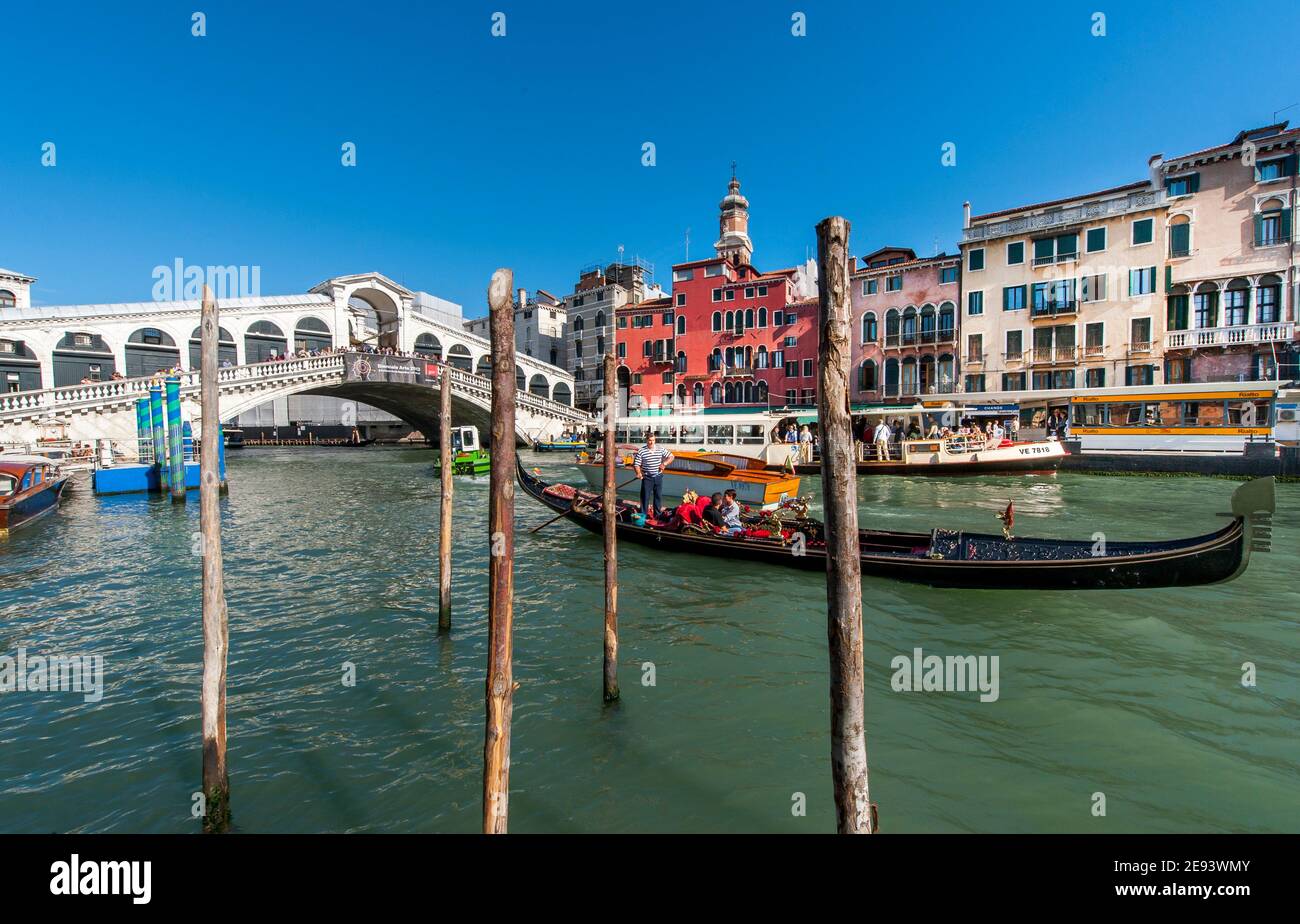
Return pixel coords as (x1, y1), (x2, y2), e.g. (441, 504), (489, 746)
(165, 376), (186, 503)
(216, 422), (228, 493)
(134, 398), (152, 464)
(149, 384), (167, 491)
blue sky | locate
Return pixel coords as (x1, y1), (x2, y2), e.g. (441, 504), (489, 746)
(2, 0), (1297, 316)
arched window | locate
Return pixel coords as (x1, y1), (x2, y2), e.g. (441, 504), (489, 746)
(757, 345), (768, 369)
(574, 316), (585, 331)
(885, 309), (900, 347)
(758, 307), (767, 327)
(676, 315), (686, 335)
(712, 311), (722, 332)
(745, 308), (755, 329)
(725, 346), (735, 368)
(857, 359), (878, 392)
(694, 382), (705, 404)
(595, 311), (606, 329)
(861, 312), (877, 343)
(919, 304), (936, 343)
(710, 382), (722, 404)
(675, 350), (687, 374)
(938, 303), (955, 340)
(709, 348), (722, 371)
(756, 381), (769, 403)
(725, 311), (734, 331)
(724, 382), (735, 403)
(901, 307), (919, 345)
(0, 290), (16, 309)
(884, 358), (900, 397)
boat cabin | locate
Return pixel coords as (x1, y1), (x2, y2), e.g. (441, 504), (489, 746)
(452, 426), (480, 453)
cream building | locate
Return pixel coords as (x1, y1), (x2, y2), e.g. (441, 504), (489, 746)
(1154, 122), (1298, 384)
(958, 181), (1168, 395)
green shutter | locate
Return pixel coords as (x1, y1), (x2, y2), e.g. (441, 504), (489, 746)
(1254, 213), (1265, 246)
(1189, 173), (1200, 193)
(1165, 265), (1172, 292)
(1282, 208), (1293, 242)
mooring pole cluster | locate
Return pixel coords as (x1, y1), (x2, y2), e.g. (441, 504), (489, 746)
(815, 216), (873, 834)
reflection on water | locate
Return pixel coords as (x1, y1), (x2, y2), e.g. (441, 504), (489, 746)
(0, 447), (1296, 833)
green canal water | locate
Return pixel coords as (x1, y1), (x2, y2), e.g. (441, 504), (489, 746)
(1, 447), (1297, 833)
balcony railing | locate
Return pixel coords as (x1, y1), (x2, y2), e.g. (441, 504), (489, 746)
(1083, 343), (1106, 358)
(884, 329), (956, 349)
(1002, 351), (1024, 363)
(1165, 322), (1295, 350)
(723, 365), (754, 377)
(1031, 302), (1078, 319)
(964, 353), (986, 365)
(1126, 341), (1154, 354)
(1032, 253), (1079, 267)
(1031, 347), (1079, 364)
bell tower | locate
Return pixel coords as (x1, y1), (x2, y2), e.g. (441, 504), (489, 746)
(714, 164), (753, 267)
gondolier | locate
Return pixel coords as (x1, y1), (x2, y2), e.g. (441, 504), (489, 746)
(633, 433), (674, 519)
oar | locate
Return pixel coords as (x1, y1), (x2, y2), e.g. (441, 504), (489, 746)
(531, 473), (639, 533)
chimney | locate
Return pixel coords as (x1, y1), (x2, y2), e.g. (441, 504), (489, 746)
(1148, 154), (1165, 188)
(962, 201), (971, 230)
(517, 287), (527, 310)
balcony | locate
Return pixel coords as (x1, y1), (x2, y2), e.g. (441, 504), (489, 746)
(1031, 301), (1078, 319)
(1031, 347), (1079, 365)
(1165, 322), (1295, 350)
(723, 365), (754, 377)
(1082, 343), (1106, 359)
(964, 353), (986, 366)
(1002, 351), (1025, 364)
(1126, 341), (1155, 355)
(1032, 252), (1079, 268)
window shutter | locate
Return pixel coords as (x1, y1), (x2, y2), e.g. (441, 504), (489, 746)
(1254, 213), (1264, 246)
(1165, 265), (1172, 292)
(1189, 173), (1200, 193)
(1282, 208), (1293, 241)
(1286, 154), (1299, 178)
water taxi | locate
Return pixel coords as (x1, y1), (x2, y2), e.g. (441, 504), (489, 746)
(433, 425), (490, 475)
(0, 457), (70, 538)
(533, 436), (591, 452)
(575, 448), (800, 509)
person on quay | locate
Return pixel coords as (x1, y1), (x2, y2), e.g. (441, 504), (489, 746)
(633, 431), (674, 519)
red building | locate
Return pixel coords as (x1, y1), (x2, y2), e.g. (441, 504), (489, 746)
(618, 173), (821, 411)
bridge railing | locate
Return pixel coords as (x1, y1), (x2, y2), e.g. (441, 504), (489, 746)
(0, 351), (590, 423)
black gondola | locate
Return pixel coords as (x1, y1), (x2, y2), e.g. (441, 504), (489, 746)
(517, 461), (1273, 590)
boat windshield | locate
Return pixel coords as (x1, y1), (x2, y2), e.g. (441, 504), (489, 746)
(0, 475), (15, 497)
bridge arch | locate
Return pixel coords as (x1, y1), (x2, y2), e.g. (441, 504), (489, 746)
(446, 344), (473, 372)
(294, 315), (332, 352)
(54, 329), (117, 385)
(414, 333), (442, 359)
(528, 374), (549, 399)
(348, 287), (401, 349)
(475, 355), (492, 377)
(552, 382), (571, 406)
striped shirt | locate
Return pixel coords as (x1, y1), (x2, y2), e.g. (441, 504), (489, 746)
(634, 445), (671, 476)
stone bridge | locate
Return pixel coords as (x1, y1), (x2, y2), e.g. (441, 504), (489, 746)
(0, 352), (592, 451)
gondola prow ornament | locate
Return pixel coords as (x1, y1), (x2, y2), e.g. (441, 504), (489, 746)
(996, 500), (1014, 540)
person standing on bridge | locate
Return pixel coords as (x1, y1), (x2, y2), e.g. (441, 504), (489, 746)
(633, 432), (674, 520)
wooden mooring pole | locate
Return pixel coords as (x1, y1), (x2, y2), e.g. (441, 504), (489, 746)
(483, 269), (517, 833)
(438, 360), (453, 633)
(198, 284), (231, 833)
(602, 352), (619, 702)
(815, 217), (873, 834)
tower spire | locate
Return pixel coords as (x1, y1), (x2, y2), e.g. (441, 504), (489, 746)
(714, 167), (752, 266)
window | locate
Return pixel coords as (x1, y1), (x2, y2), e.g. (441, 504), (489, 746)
(0, 290), (15, 309)
(1005, 330), (1023, 360)
(1255, 206), (1292, 246)
(1223, 288), (1247, 326)
(1258, 284), (1281, 324)
(1165, 173), (1199, 197)
(643, 340), (652, 357)
(1079, 273), (1107, 302)
(1131, 218), (1154, 245)
(1167, 294), (1190, 331)
(703, 264), (723, 277)
(861, 312), (877, 342)
(1006, 241), (1025, 265)
(1169, 218), (1191, 257)
(1164, 357), (1191, 384)
(673, 268), (695, 282)
(744, 286), (754, 298)
(712, 288), (722, 302)
(712, 311), (722, 331)
(939, 266), (958, 284)
(1255, 155), (1296, 182)
(968, 248), (985, 271)
(802, 359), (814, 378)
(675, 292), (686, 307)
(858, 360), (878, 392)
(964, 374), (985, 393)
(967, 290), (983, 316)
(1001, 372), (1026, 391)
(617, 342), (626, 358)
(1085, 368), (1106, 388)
(886, 275), (903, 292)
(1125, 365), (1155, 386)
(617, 316), (627, 329)
(1032, 233), (1078, 266)
(663, 371), (674, 384)
(1130, 317), (1152, 349)
(632, 373), (642, 384)
(784, 336), (797, 348)
(1084, 322), (1104, 356)
(863, 279), (878, 295)
(677, 316), (686, 335)
(724, 289), (736, 301)
(757, 286), (767, 296)
(966, 334), (983, 362)
(772, 311), (784, 326)
(758, 307), (767, 327)
(1194, 290), (1218, 328)
(1085, 227), (1107, 253)
(662, 311), (673, 326)
(784, 361), (798, 377)
(1128, 267), (1156, 296)
(1002, 285), (1026, 311)
(1031, 279), (1076, 317)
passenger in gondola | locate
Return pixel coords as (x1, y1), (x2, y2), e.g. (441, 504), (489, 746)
(719, 489), (743, 536)
(669, 489), (702, 529)
(701, 492), (726, 530)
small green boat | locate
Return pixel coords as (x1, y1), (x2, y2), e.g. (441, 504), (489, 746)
(434, 425), (491, 475)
